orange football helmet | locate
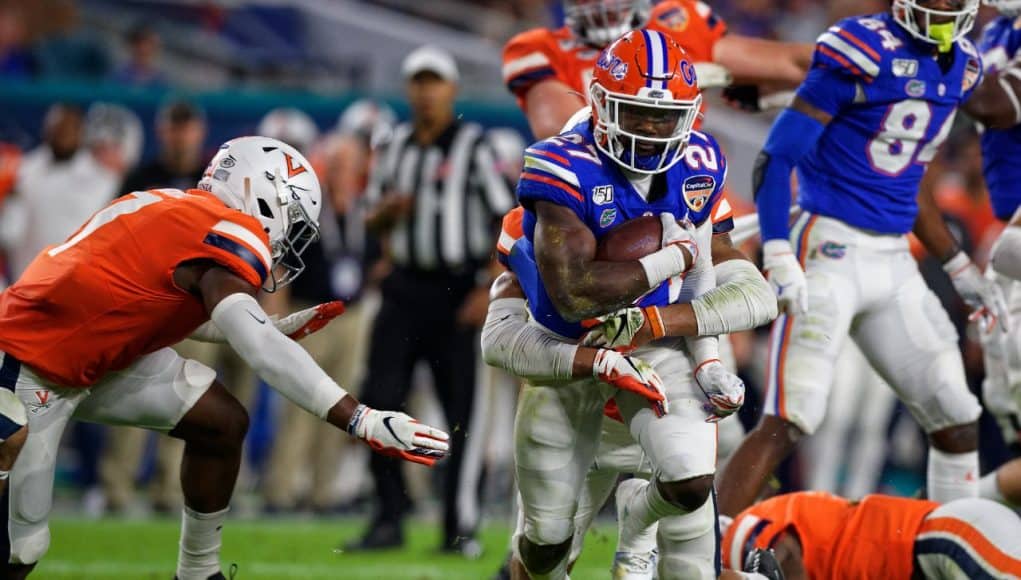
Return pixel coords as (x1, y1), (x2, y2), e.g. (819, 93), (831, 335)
(589, 29), (701, 174)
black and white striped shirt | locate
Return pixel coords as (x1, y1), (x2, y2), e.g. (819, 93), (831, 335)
(366, 121), (515, 274)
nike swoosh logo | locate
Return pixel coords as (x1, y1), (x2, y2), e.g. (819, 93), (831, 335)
(247, 310), (267, 324)
(382, 416), (407, 447)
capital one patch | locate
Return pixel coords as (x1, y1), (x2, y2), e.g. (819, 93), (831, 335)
(682, 175), (715, 212)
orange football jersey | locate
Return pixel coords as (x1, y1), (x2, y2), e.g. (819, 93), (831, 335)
(502, 0), (727, 109)
(723, 492), (938, 580)
(0, 188), (271, 387)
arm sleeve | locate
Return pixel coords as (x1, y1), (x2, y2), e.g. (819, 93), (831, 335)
(679, 220), (721, 363)
(754, 106), (827, 242)
(480, 297), (578, 381)
(211, 293), (348, 419)
(691, 259), (778, 335)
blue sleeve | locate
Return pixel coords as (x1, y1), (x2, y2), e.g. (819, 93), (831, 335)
(754, 107), (826, 242)
(795, 64), (860, 117)
(682, 131), (728, 227)
(515, 144), (586, 219)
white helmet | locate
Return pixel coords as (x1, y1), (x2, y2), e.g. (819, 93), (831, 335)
(564, 0), (652, 47)
(198, 136), (322, 291)
(983, 0), (1021, 16)
(257, 108), (319, 153)
(337, 99), (397, 148)
(892, 0), (980, 49)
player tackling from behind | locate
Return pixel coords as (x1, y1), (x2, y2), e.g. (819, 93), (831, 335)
(0, 136), (449, 579)
(718, 0), (1016, 519)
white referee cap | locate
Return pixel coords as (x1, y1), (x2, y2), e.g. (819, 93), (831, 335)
(402, 45), (459, 83)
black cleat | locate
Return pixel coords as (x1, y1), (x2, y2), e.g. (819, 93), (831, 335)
(744, 548), (784, 580)
(174, 563), (237, 580)
(344, 520), (404, 551)
(440, 535), (484, 560)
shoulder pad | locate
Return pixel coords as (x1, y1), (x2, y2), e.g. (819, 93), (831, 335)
(814, 17), (889, 80)
(502, 28), (558, 89)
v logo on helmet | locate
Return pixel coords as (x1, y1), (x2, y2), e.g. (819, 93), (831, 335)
(283, 153), (308, 179)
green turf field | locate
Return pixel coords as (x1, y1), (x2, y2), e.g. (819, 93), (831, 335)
(38, 517), (618, 579)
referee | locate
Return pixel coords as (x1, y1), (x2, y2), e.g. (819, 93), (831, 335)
(348, 46), (514, 557)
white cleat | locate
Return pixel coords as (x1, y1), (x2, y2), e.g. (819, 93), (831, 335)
(611, 549), (658, 580)
(614, 478), (659, 580)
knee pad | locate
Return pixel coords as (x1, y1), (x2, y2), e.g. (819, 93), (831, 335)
(659, 475), (713, 512)
(522, 515), (574, 550)
(9, 524), (50, 565)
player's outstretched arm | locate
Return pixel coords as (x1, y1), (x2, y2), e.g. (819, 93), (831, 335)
(480, 272), (667, 414)
(914, 182), (1010, 331)
(755, 97), (831, 316)
(189, 301), (345, 343)
(187, 264), (450, 466)
(533, 201), (695, 322)
(962, 58), (1021, 130)
(712, 35), (813, 87)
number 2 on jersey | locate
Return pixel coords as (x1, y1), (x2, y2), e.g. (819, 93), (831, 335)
(866, 100), (954, 175)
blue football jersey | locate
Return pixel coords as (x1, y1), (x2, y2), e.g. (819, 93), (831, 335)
(512, 120), (728, 338)
(978, 15), (1021, 220)
(794, 12), (983, 234)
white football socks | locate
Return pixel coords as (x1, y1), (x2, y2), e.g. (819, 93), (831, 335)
(617, 479), (684, 554)
(176, 506), (229, 580)
(927, 448), (978, 503)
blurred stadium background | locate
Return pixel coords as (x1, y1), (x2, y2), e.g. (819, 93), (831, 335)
(0, 0), (1016, 578)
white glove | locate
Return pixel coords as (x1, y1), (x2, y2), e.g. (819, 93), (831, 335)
(762, 239), (808, 316)
(346, 405), (450, 466)
(593, 349), (668, 417)
(695, 359), (745, 422)
(582, 306), (664, 351)
(660, 213), (699, 265)
(944, 251), (1010, 333)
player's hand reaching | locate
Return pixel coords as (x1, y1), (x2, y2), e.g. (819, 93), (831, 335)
(762, 239), (808, 316)
(276, 301), (346, 340)
(695, 359), (745, 422)
(347, 405), (450, 466)
(592, 349), (668, 417)
(944, 251), (1010, 333)
(582, 306), (664, 352)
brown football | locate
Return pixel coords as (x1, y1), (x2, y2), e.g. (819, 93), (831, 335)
(595, 215), (662, 261)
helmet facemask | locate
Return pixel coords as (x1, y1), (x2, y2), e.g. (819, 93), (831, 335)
(892, 0), (980, 52)
(564, 0), (651, 46)
(590, 83), (701, 174)
(263, 167), (320, 292)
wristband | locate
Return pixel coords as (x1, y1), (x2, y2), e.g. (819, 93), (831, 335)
(642, 306), (667, 339)
(941, 250), (970, 277)
(0, 470), (9, 481)
(638, 244), (687, 288)
(346, 403), (369, 436)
